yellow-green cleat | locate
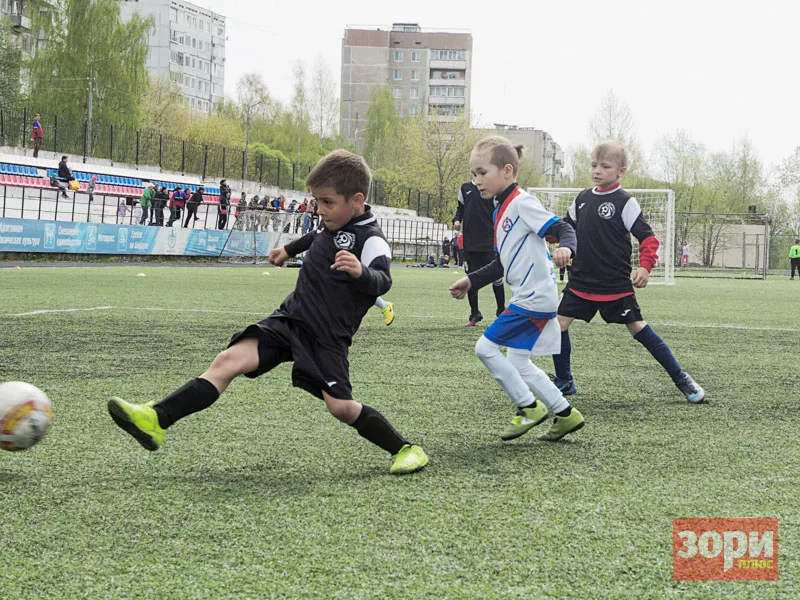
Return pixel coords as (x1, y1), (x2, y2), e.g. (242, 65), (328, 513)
(107, 397), (165, 451)
(390, 444), (429, 475)
(381, 302), (395, 326)
(501, 403), (549, 441)
(538, 407), (585, 442)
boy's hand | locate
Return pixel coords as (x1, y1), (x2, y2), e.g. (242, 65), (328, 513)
(331, 250), (362, 278)
(268, 247), (289, 266)
(450, 276), (472, 299)
(552, 246), (572, 269)
(632, 267), (650, 288)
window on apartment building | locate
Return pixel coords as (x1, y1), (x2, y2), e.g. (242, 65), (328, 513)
(411, 70), (419, 81)
(192, 37), (196, 48)
(393, 87), (402, 99)
(410, 88), (419, 99)
(217, 26), (223, 36)
(393, 69), (402, 81)
(170, 7), (177, 21)
(410, 105), (419, 116)
(411, 50), (420, 62)
(431, 50), (467, 61)
(393, 50), (403, 62)
(191, 57), (196, 68)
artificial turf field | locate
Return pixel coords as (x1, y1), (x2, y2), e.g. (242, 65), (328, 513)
(0, 265), (797, 599)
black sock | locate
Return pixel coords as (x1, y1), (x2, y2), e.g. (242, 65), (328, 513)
(555, 407), (572, 418)
(153, 378), (220, 429)
(350, 404), (408, 455)
(520, 400), (538, 410)
(492, 282), (505, 313)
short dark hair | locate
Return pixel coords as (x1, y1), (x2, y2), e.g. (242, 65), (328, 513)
(61, 155), (68, 160)
(306, 149), (371, 199)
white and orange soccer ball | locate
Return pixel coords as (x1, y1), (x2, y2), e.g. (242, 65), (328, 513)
(0, 382), (52, 451)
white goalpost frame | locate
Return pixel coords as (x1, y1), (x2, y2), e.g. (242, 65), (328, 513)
(527, 188), (676, 285)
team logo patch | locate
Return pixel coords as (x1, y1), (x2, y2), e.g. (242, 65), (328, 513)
(334, 231), (356, 250)
(501, 217), (513, 232)
(598, 202), (616, 219)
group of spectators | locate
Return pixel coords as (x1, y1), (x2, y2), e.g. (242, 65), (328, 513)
(235, 194), (319, 234)
(137, 183), (206, 228)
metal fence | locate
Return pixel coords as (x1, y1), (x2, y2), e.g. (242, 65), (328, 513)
(0, 185), (449, 261)
(0, 107), (436, 215)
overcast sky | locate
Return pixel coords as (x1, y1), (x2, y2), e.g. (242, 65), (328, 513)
(194, 0), (798, 173)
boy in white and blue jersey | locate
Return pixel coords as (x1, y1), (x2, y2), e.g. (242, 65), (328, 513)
(450, 136), (585, 442)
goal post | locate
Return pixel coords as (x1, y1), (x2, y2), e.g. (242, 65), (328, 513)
(527, 188), (676, 285)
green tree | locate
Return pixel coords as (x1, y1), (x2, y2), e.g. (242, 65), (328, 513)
(363, 85), (401, 169)
(26, 0), (153, 149)
(0, 20), (23, 110)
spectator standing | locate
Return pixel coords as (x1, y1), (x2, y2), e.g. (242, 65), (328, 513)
(117, 201), (128, 223)
(139, 184), (155, 225)
(681, 242), (690, 268)
(302, 198), (315, 234)
(234, 192), (247, 230)
(442, 236), (451, 258)
(154, 185), (169, 226)
(87, 175), (97, 204)
(184, 187), (204, 227)
(31, 114), (43, 158)
(218, 179), (232, 230)
(248, 195), (260, 231)
(167, 187), (185, 227)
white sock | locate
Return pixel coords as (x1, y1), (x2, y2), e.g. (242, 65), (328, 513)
(374, 296), (389, 310)
(507, 350), (570, 413)
(474, 336), (535, 408)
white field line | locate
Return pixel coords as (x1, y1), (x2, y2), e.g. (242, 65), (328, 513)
(2, 306), (798, 333)
(6, 306), (115, 317)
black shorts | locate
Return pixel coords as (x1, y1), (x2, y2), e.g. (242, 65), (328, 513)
(464, 250), (502, 283)
(558, 288), (643, 324)
(228, 314), (352, 400)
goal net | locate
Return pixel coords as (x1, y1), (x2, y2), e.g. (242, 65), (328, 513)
(219, 210), (305, 264)
(527, 188), (676, 285)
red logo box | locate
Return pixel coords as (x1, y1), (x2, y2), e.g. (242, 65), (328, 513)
(673, 518), (778, 581)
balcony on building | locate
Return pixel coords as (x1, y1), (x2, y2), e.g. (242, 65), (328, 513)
(9, 13), (31, 30)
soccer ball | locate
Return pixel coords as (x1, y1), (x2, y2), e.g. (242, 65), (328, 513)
(0, 381), (53, 452)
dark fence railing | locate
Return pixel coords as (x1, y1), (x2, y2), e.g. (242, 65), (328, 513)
(0, 107), (441, 218)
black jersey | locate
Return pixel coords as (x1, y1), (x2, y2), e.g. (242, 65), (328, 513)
(564, 186), (658, 295)
(282, 208), (391, 346)
(453, 181), (495, 252)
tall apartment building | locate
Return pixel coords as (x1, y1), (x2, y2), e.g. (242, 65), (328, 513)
(475, 124), (564, 185)
(120, 0), (225, 113)
(1, 0), (37, 78)
(341, 23), (472, 147)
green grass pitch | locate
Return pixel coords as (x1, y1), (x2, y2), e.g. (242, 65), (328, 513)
(0, 265), (797, 599)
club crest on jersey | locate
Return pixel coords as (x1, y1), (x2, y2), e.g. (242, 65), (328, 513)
(334, 231), (356, 250)
(501, 217), (513, 232)
(598, 202), (616, 220)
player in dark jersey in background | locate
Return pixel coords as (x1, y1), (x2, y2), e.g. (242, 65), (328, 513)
(108, 150), (429, 475)
(551, 140), (705, 403)
(453, 181), (505, 327)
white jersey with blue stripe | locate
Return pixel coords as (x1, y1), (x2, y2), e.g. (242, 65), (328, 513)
(494, 185), (560, 315)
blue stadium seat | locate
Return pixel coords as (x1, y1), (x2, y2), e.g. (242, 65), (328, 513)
(0, 164), (8, 174)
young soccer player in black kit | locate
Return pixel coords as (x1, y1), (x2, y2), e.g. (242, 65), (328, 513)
(453, 181), (505, 326)
(551, 140), (705, 403)
(108, 150), (429, 475)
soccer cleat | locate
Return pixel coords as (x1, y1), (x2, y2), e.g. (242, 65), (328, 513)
(501, 403), (549, 441)
(538, 407), (585, 442)
(676, 372), (705, 403)
(107, 397), (165, 451)
(465, 313), (483, 327)
(549, 373), (578, 396)
(381, 302), (395, 326)
(390, 444), (429, 475)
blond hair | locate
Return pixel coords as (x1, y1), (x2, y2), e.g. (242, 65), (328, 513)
(473, 136), (525, 176)
(306, 149), (371, 199)
(592, 139), (629, 168)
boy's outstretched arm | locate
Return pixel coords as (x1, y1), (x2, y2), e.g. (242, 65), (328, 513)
(270, 231), (316, 265)
(544, 220), (576, 269)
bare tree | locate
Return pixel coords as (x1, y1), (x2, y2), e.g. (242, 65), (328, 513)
(237, 73), (270, 179)
(310, 55), (339, 139)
